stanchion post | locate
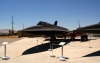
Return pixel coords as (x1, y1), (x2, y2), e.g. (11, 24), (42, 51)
(89, 34), (92, 48)
(2, 42), (9, 60)
(89, 41), (92, 48)
(50, 43), (55, 57)
(36, 39), (39, 49)
(59, 42), (66, 61)
(48, 42), (52, 51)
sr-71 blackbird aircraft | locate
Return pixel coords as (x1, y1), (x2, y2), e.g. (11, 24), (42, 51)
(70, 22), (100, 41)
(74, 22), (100, 33)
(18, 21), (69, 42)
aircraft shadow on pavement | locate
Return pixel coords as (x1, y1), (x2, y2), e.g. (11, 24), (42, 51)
(83, 50), (100, 57)
(22, 42), (62, 55)
(22, 40), (71, 55)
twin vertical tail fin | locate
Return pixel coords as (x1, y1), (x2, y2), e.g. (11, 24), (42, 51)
(54, 21), (58, 25)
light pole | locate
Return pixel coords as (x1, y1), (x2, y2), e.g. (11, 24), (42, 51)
(2, 42), (9, 60)
(11, 16), (14, 34)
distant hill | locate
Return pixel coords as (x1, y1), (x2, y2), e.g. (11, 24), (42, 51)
(0, 29), (10, 34)
(0, 29), (17, 34)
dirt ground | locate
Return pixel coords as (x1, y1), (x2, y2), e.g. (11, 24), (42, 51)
(0, 35), (21, 46)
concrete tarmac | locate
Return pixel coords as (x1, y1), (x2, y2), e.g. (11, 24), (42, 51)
(0, 37), (100, 63)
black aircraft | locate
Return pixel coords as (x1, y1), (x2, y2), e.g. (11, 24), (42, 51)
(74, 22), (100, 33)
(18, 21), (69, 42)
(72, 22), (100, 41)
